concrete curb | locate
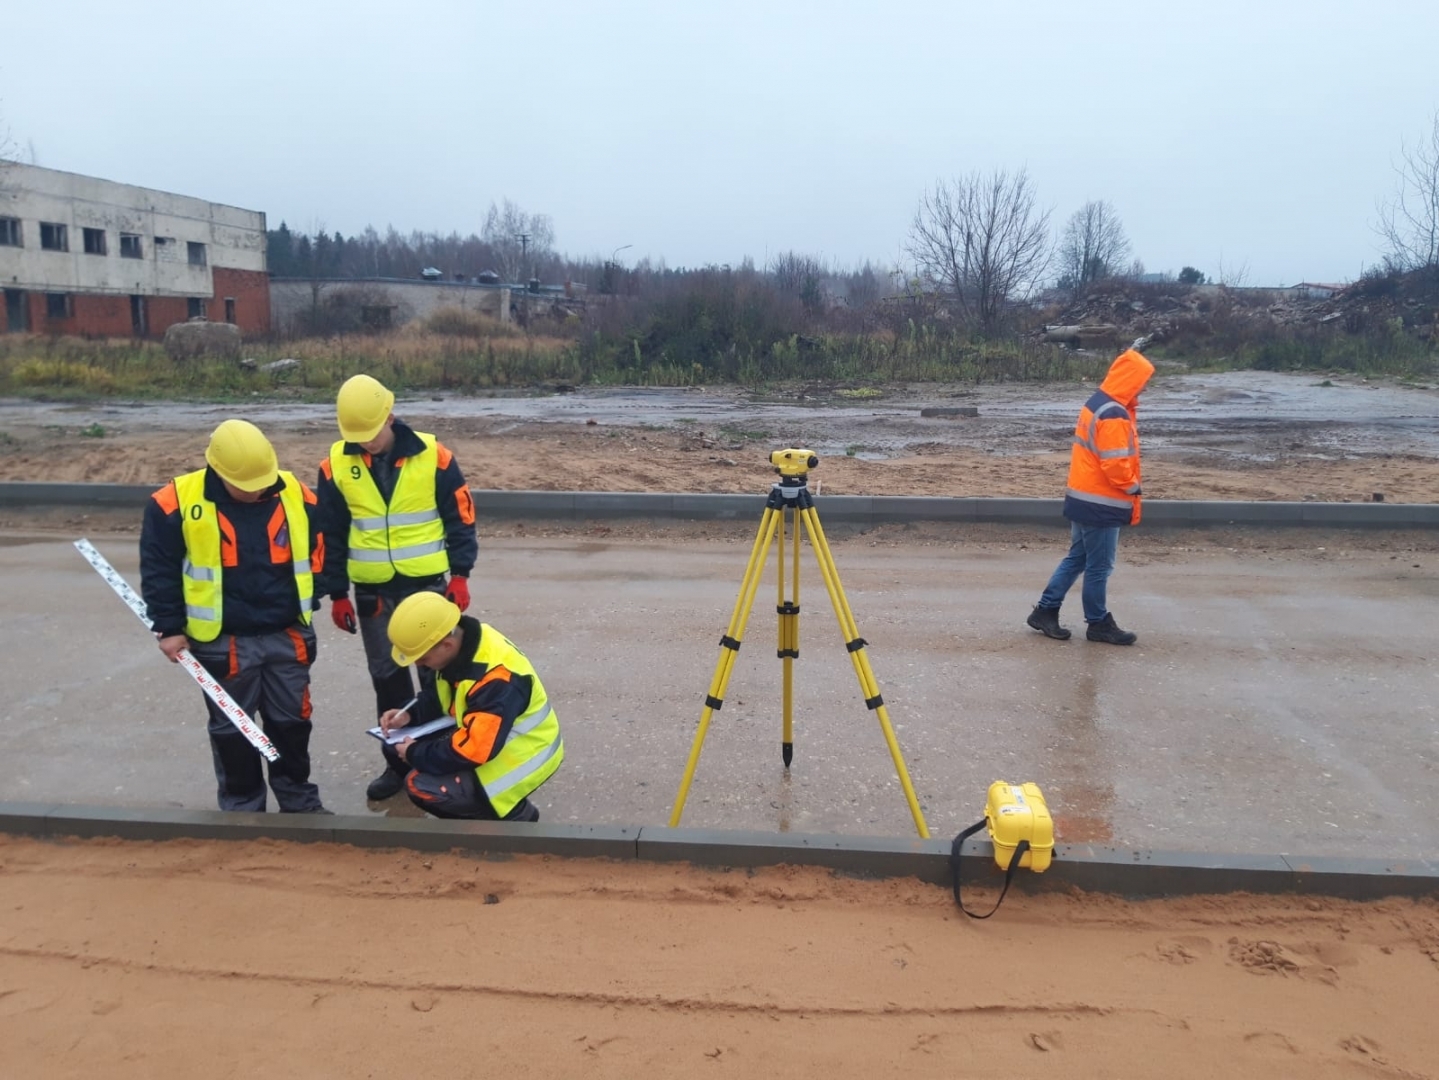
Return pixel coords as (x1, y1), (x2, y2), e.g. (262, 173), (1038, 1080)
(1, 482), (1435, 529)
(3, 803), (1434, 901)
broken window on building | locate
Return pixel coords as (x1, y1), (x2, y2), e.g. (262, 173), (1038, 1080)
(224, 297), (236, 323)
(120, 233), (143, 259)
(187, 297), (207, 319)
(40, 223), (68, 252)
(154, 237), (176, 261)
(46, 293), (72, 319)
(188, 241), (207, 267)
(83, 228), (107, 256)
(0, 218), (21, 247)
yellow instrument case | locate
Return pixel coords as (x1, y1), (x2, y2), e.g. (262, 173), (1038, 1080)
(985, 781), (1054, 872)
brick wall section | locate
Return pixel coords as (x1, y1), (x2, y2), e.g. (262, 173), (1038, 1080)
(26, 292), (130, 337)
(210, 267), (271, 336)
(23, 267), (272, 339)
(147, 297), (192, 336)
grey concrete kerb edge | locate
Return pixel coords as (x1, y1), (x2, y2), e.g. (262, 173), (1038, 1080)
(2, 804), (1434, 901)
(2, 483), (1437, 529)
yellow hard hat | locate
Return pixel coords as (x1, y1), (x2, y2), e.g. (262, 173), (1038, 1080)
(336, 374), (396, 442)
(205, 419), (278, 492)
(389, 591), (461, 667)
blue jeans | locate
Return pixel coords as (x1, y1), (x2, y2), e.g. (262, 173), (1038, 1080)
(1037, 522), (1120, 624)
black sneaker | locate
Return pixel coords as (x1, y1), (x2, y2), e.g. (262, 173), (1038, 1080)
(366, 767), (405, 801)
(1086, 613), (1137, 646)
(1026, 605), (1071, 640)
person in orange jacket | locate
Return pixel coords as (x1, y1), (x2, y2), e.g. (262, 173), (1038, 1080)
(1027, 344), (1155, 645)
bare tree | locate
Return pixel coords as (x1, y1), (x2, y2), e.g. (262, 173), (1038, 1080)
(1058, 200), (1130, 291)
(1216, 256), (1251, 289)
(906, 168), (1052, 336)
(769, 251), (828, 312)
(0, 106), (17, 187)
(1376, 111), (1439, 272)
(482, 198), (555, 283)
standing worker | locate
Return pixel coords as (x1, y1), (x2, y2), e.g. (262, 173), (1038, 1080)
(1027, 344), (1155, 645)
(378, 592), (562, 822)
(316, 374), (478, 801)
(139, 419), (330, 812)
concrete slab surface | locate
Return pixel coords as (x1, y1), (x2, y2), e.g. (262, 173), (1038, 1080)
(0, 526), (1435, 863)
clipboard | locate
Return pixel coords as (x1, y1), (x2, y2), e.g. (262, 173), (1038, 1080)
(366, 716), (453, 745)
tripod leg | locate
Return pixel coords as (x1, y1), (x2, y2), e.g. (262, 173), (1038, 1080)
(799, 504), (931, 839)
(777, 505), (800, 767)
(669, 505), (781, 827)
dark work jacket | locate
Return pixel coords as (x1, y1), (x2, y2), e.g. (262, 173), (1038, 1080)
(314, 418), (477, 599)
(139, 467), (324, 638)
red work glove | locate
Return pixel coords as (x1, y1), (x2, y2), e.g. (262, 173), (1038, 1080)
(331, 596), (358, 634)
(445, 575), (471, 611)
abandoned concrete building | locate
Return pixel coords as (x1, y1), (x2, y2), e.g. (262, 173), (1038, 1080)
(0, 163), (270, 338)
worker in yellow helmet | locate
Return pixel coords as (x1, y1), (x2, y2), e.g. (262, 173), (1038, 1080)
(315, 374), (478, 802)
(139, 419), (331, 813)
(378, 592), (561, 822)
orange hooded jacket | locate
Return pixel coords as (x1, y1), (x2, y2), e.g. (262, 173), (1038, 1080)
(1062, 348), (1155, 527)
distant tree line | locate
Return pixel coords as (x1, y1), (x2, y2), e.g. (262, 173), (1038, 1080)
(267, 107), (1439, 373)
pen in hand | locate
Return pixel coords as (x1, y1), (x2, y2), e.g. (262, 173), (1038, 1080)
(381, 695), (422, 737)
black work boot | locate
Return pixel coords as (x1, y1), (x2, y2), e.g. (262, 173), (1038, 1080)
(1026, 605), (1072, 640)
(505, 799), (540, 823)
(1086, 613), (1137, 646)
(366, 766), (405, 801)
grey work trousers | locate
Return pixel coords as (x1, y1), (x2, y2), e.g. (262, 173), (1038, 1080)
(189, 624), (324, 812)
(355, 584), (443, 773)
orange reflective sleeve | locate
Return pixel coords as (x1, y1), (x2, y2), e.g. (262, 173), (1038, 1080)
(436, 443), (454, 469)
(452, 710), (504, 764)
(1094, 417), (1140, 491)
(151, 482), (180, 516)
(300, 480), (318, 506)
(318, 458), (333, 481)
(312, 530), (326, 575)
(455, 484), (475, 525)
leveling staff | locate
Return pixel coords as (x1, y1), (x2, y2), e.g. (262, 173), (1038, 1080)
(315, 374), (478, 802)
(378, 592), (562, 822)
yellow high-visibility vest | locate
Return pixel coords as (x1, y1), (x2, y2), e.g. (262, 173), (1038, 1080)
(436, 624), (564, 817)
(330, 433), (448, 583)
(173, 469), (314, 642)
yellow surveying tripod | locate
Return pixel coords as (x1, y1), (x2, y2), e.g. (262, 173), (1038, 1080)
(669, 449), (930, 838)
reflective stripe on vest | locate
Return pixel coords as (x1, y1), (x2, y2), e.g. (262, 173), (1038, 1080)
(173, 469), (315, 642)
(1065, 486), (1134, 509)
(330, 434), (449, 584)
(436, 624), (564, 817)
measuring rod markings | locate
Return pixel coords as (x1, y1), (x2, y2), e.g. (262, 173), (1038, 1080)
(73, 538), (279, 762)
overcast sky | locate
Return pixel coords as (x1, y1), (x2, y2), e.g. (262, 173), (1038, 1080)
(5, 1), (1437, 285)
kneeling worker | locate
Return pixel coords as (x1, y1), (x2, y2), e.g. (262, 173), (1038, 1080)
(379, 592), (562, 822)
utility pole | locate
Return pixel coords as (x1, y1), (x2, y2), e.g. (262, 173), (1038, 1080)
(517, 232), (531, 282)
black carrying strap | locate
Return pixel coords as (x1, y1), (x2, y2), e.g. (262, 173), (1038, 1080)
(950, 818), (1031, 920)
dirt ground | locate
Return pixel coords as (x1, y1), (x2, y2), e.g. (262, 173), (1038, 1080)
(3, 371), (1439, 504)
(2, 835), (1436, 1080)
(3, 373), (1437, 1076)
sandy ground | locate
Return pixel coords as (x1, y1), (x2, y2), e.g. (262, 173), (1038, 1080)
(3, 373), (1437, 1075)
(2, 836), (1437, 1080)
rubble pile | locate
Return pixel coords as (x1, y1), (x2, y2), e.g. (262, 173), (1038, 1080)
(1036, 268), (1439, 348)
